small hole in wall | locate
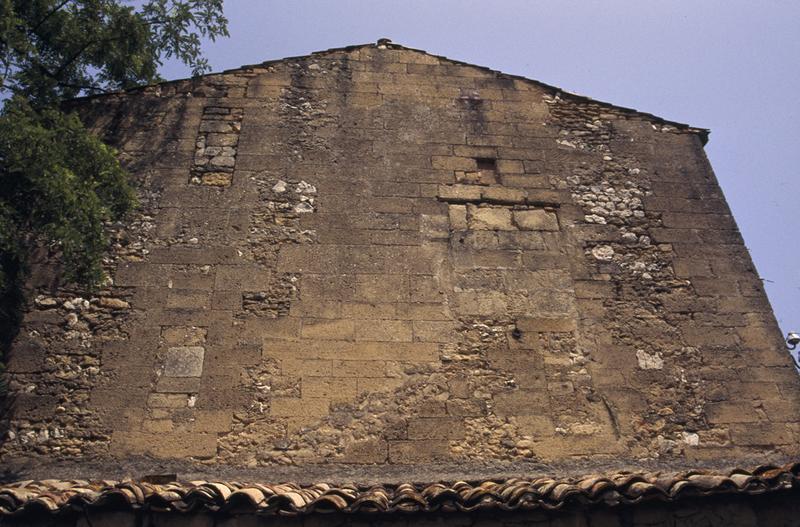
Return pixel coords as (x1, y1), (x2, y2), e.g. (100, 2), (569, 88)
(475, 158), (496, 171)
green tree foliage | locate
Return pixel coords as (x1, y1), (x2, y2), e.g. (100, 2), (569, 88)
(0, 0), (227, 350)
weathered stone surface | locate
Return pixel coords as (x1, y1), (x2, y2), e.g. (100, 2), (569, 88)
(448, 204), (468, 230)
(467, 204), (515, 230)
(200, 172), (232, 186)
(513, 209), (559, 231)
(2, 41), (797, 479)
(164, 346), (205, 377)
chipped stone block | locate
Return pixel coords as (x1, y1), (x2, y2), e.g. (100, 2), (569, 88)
(164, 346), (205, 377)
(448, 204), (468, 230)
(513, 209), (559, 231)
(97, 297), (130, 310)
(468, 204), (515, 231)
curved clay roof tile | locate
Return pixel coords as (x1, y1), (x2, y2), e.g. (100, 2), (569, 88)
(1, 463), (799, 517)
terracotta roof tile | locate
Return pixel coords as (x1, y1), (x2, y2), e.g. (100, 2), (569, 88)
(0, 463), (797, 517)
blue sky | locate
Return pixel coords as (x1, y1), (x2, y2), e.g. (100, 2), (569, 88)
(161, 0), (800, 337)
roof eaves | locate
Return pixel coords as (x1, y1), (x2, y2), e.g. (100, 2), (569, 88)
(0, 462), (797, 517)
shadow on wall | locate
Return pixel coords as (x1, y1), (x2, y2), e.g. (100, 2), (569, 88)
(0, 92), (194, 469)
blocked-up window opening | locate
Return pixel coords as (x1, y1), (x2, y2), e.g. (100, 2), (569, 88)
(475, 157), (496, 171)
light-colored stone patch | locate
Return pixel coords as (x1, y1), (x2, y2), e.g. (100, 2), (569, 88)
(512, 209), (559, 231)
(467, 204), (514, 231)
(591, 245), (615, 261)
(448, 204), (468, 230)
(200, 172), (233, 187)
(164, 346), (205, 377)
(636, 349), (664, 370)
(682, 431), (700, 446)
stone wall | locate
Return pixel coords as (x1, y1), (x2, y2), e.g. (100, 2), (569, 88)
(2, 42), (798, 476)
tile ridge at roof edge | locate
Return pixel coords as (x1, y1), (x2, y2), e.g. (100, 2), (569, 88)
(69, 38), (710, 145)
(0, 461), (798, 516)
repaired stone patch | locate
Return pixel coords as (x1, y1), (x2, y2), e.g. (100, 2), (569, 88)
(164, 346), (205, 377)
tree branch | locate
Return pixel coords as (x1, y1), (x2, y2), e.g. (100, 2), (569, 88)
(32, 59), (108, 95)
(53, 39), (96, 78)
(30, 0), (74, 35)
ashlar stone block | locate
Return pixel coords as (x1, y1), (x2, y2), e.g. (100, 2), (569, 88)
(468, 204), (515, 231)
(513, 209), (559, 231)
(164, 346), (205, 377)
(448, 204), (468, 230)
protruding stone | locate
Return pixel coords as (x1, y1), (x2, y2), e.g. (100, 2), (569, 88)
(682, 431), (700, 446)
(636, 349), (664, 370)
(35, 296), (58, 308)
(98, 297), (129, 310)
(295, 181), (317, 194)
(591, 245), (615, 261)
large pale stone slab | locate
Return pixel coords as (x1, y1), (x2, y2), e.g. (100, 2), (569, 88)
(164, 346), (205, 377)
